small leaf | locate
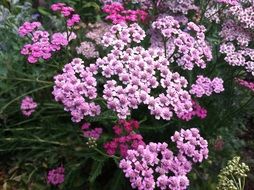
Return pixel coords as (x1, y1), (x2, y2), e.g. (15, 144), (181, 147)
(88, 160), (104, 183)
(85, 110), (117, 122)
(37, 7), (51, 16)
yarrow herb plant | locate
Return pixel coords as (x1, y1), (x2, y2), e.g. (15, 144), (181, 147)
(1, 0), (253, 189)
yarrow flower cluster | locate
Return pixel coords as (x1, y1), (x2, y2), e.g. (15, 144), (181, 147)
(179, 100), (207, 121)
(81, 122), (103, 140)
(219, 20), (252, 47)
(85, 21), (111, 45)
(20, 96), (37, 117)
(219, 19), (254, 75)
(98, 46), (193, 120)
(76, 41), (99, 59)
(104, 120), (144, 157)
(97, 23), (193, 120)
(102, 2), (148, 24)
(132, 0), (197, 14)
(162, 0), (198, 14)
(101, 23), (146, 50)
(213, 1), (254, 76)
(100, 0), (122, 4)
(18, 21), (41, 37)
(228, 1), (254, 29)
(216, 0), (239, 5)
(190, 75), (224, 98)
(19, 22), (72, 63)
(47, 166), (65, 186)
(51, 3), (80, 27)
(151, 16), (212, 70)
(52, 58), (101, 122)
(235, 78), (254, 92)
(119, 128), (208, 190)
(171, 128), (209, 163)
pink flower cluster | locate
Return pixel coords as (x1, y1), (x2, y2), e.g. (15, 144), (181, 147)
(20, 96), (37, 117)
(100, 0), (122, 4)
(132, 0), (197, 14)
(52, 58), (101, 122)
(228, 1), (254, 29)
(18, 21), (41, 37)
(85, 21), (111, 45)
(163, 0), (198, 14)
(216, 0), (239, 5)
(102, 2), (148, 24)
(81, 122), (103, 140)
(151, 16), (212, 70)
(76, 41), (99, 59)
(179, 100), (207, 121)
(219, 18), (254, 76)
(47, 166), (65, 186)
(235, 78), (254, 92)
(190, 75), (224, 98)
(104, 120), (145, 157)
(219, 20), (252, 47)
(119, 128), (208, 190)
(171, 128), (209, 163)
(101, 23), (146, 50)
(19, 21), (72, 63)
(97, 46), (193, 120)
(51, 3), (80, 27)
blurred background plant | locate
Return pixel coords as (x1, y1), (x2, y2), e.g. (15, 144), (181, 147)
(0, 0), (253, 190)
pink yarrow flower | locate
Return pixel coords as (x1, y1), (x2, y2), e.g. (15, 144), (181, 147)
(102, 2), (148, 24)
(104, 120), (144, 157)
(81, 122), (103, 140)
(235, 78), (254, 92)
(190, 75), (224, 98)
(51, 3), (80, 27)
(20, 96), (37, 117)
(47, 166), (65, 186)
(120, 128), (208, 190)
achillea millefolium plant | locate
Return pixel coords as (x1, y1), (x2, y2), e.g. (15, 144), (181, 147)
(0, 0), (254, 189)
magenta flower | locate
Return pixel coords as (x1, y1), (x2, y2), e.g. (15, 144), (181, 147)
(81, 122), (103, 140)
(18, 21), (41, 37)
(102, 2), (148, 24)
(120, 128), (208, 190)
(47, 166), (65, 186)
(235, 78), (254, 92)
(179, 100), (207, 121)
(20, 96), (37, 117)
(104, 120), (144, 157)
(51, 3), (80, 27)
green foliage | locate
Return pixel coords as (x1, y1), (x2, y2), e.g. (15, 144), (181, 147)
(0, 0), (253, 189)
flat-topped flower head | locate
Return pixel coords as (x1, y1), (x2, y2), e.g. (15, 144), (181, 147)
(120, 128), (208, 190)
(47, 166), (65, 186)
(151, 16), (212, 70)
(18, 21), (41, 37)
(190, 75), (224, 98)
(20, 96), (37, 117)
(52, 58), (101, 122)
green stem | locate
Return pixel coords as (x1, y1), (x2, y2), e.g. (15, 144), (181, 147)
(238, 177), (242, 190)
(1, 137), (69, 146)
(94, 148), (120, 160)
(215, 96), (254, 128)
(231, 174), (240, 190)
(0, 84), (52, 114)
(0, 77), (52, 84)
(242, 177), (246, 190)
